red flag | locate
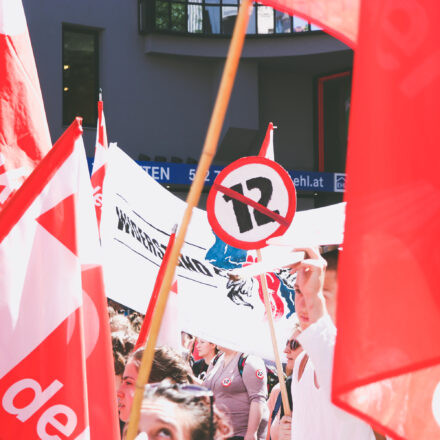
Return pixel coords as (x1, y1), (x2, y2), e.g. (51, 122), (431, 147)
(0, 119), (120, 439)
(135, 225), (177, 350)
(90, 99), (109, 231)
(333, 1), (440, 439)
(82, 265), (121, 440)
(258, 122), (275, 161)
(254, 0), (360, 48)
(0, 0), (51, 211)
(0, 120), (89, 438)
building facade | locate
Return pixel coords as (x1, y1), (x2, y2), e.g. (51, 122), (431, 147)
(23, 0), (353, 209)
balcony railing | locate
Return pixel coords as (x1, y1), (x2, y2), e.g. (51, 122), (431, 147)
(139, 0), (321, 36)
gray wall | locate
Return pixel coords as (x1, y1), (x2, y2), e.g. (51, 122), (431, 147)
(23, 0), (352, 211)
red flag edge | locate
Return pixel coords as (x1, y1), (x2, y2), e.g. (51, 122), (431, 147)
(0, 118), (83, 244)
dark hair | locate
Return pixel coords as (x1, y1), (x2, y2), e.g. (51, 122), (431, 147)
(322, 249), (339, 272)
(112, 333), (127, 375)
(130, 346), (196, 384)
(142, 380), (232, 440)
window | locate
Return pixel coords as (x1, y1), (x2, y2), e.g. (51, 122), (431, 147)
(62, 25), (99, 127)
(139, 0), (320, 36)
(316, 72), (352, 172)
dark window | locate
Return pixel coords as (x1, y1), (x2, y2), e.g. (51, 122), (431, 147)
(139, 0), (320, 36)
(316, 72), (352, 172)
(62, 26), (99, 127)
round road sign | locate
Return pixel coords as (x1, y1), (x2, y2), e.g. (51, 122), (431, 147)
(207, 156), (296, 250)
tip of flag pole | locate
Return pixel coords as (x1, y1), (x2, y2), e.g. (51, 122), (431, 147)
(172, 224), (178, 234)
(98, 88), (103, 101)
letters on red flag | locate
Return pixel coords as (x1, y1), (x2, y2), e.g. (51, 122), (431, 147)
(333, 1), (440, 439)
(0, 0), (52, 211)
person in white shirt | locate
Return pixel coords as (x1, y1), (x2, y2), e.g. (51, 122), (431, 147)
(281, 247), (388, 440)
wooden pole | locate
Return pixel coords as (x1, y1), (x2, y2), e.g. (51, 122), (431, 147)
(125, 1), (252, 438)
(256, 248), (291, 416)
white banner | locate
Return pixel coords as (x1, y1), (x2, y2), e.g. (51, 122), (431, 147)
(101, 145), (345, 361)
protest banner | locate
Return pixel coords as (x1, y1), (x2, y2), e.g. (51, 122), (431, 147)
(207, 142), (297, 415)
(101, 144), (345, 360)
(0, 0), (52, 212)
(207, 155), (296, 250)
(124, 2), (253, 437)
(0, 119), (119, 439)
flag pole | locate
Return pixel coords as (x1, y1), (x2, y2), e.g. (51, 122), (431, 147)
(256, 249), (291, 416)
(125, 1), (252, 438)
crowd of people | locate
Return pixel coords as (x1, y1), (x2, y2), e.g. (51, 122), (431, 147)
(108, 248), (390, 440)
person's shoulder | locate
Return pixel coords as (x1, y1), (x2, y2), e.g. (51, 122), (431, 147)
(241, 353), (265, 372)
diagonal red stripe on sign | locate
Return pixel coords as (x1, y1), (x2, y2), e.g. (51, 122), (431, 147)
(213, 183), (290, 227)
(36, 194), (78, 256)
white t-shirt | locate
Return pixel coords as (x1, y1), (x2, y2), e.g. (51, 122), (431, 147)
(290, 315), (376, 440)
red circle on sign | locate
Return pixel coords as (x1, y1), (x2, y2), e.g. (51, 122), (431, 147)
(207, 156), (296, 250)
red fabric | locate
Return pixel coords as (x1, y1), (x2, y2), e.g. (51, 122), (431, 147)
(82, 265), (121, 440)
(0, 120), (79, 243)
(254, 0), (360, 48)
(0, 1), (51, 211)
(333, 1), (440, 439)
(258, 122), (274, 159)
(0, 309), (89, 439)
(0, 120), (88, 438)
(91, 100), (108, 231)
(135, 230), (177, 350)
(0, 119), (119, 439)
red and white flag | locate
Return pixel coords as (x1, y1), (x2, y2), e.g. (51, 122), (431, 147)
(333, 1), (440, 439)
(0, 0), (52, 211)
(0, 119), (119, 439)
(90, 98), (109, 230)
(135, 225), (181, 351)
(255, 0), (360, 48)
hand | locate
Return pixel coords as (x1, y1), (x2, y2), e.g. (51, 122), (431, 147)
(289, 248), (327, 324)
(278, 415), (292, 440)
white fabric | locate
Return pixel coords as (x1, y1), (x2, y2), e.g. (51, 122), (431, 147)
(101, 145), (346, 361)
(291, 315), (375, 440)
(0, 0), (27, 35)
(0, 135), (85, 377)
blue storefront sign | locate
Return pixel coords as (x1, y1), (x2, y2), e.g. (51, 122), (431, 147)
(87, 158), (345, 193)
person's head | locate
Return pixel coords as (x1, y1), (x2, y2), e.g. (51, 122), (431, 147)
(129, 312), (143, 333)
(293, 248), (339, 329)
(283, 321), (303, 376)
(196, 339), (218, 362)
(181, 332), (195, 351)
(110, 314), (131, 333)
(118, 346), (196, 422)
(135, 380), (232, 440)
(112, 333), (127, 389)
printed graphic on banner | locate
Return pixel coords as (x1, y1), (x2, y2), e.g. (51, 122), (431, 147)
(100, 146), (302, 361)
(100, 146), (345, 360)
(207, 156), (296, 250)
